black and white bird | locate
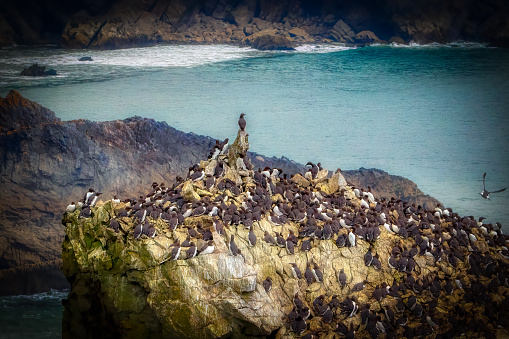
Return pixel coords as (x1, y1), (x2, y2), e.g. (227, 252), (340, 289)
(291, 263), (302, 279)
(480, 172), (506, 200)
(187, 242), (197, 259)
(170, 240), (181, 260)
(66, 202), (76, 213)
(263, 277), (272, 292)
(198, 241), (215, 255)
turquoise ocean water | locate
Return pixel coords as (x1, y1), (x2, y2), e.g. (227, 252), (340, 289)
(0, 42), (508, 336)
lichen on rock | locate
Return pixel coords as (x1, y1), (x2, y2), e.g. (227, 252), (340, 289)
(62, 116), (509, 338)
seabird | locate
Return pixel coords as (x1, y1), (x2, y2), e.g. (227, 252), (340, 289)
(312, 263), (323, 282)
(248, 225), (257, 246)
(238, 113), (246, 131)
(348, 231), (356, 247)
(338, 269), (347, 288)
(306, 162), (319, 179)
(147, 225), (156, 238)
(336, 234), (347, 247)
(372, 255), (382, 270)
(352, 280), (366, 292)
(264, 231), (276, 245)
(79, 205), (92, 218)
(263, 277), (272, 292)
(187, 242), (197, 259)
(181, 235), (191, 247)
(88, 192), (102, 207)
(229, 235), (238, 256)
(364, 248), (373, 266)
(170, 240), (181, 260)
(66, 202), (76, 213)
(290, 316), (306, 334)
(305, 264), (315, 284)
(133, 223), (143, 239)
(276, 232), (286, 247)
(198, 241), (215, 255)
(213, 218), (225, 236)
(291, 263), (303, 279)
(83, 188), (95, 205)
(301, 238), (313, 251)
(479, 172), (506, 200)
(286, 239), (295, 254)
(109, 218), (119, 232)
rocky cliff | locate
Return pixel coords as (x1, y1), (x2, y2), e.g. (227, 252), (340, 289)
(0, 91), (439, 295)
(61, 120), (509, 338)
(1, 0), (509, 48)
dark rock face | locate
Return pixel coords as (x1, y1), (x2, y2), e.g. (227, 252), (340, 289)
(0, 0), (508, 48)
(343, 168), (441, 211)
(20, 63), (57, 76)
(0, 90), (442, 295)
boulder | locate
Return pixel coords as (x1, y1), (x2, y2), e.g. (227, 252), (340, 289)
(78, 56), (93, 61)
(354, 30), (382, 44)
(20, 63), (57, 76)
(288, 27), (314, 42)
(242, 30), (295, 50)
(331, 19), (355, 43)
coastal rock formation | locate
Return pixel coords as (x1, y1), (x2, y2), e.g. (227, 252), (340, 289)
(62, 119), (509, 338)
(242, 30), (296, 50)
(1, 91), (441, 295)
(20, 63), (57, 76)
(342, 168), (440, 211)
(1, 0), (508, 48)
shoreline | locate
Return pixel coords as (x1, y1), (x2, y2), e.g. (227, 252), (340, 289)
(0, 39), (494, 52)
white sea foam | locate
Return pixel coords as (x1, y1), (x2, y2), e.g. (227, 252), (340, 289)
(294, 44), (353, 53)
(1, 43), (355, 71)
(383, 41), (488, 49)
(0, 289), (69, 304)
(0, 45), (261, 69)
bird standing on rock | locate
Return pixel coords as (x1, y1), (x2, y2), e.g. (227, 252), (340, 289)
(238, 113), (246, 131)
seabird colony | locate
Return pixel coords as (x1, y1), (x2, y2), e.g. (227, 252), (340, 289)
(70, 113), (509, 338)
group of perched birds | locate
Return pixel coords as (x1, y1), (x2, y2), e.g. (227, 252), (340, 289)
(69, 114), (509, 338)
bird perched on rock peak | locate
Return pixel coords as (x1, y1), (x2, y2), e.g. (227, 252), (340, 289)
(238, 113), (246, 131)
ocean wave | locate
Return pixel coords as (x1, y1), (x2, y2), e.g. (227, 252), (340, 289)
(0, 289), (69, 306)
(0, 45), (260, 68)
(294, 44), (353, 53)
(375, 41), (489, 49)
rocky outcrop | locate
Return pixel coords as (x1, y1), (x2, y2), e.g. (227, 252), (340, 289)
(0, 91), (447, 296)
(61, 120), (509, 338)
(19, 63), (57, 76)
(241, 29), (295, 50)
(1, 0), (508, 48)
(342, 168), (441, 211)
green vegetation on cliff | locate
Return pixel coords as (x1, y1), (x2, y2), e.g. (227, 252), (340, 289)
(62, 120), (509, 338)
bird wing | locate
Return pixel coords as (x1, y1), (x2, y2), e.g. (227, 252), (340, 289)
(482, 172), (486, 190)
(490, 187), (506, 194)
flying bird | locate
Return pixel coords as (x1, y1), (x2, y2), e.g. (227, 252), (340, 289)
(479, 172), (506, 200)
